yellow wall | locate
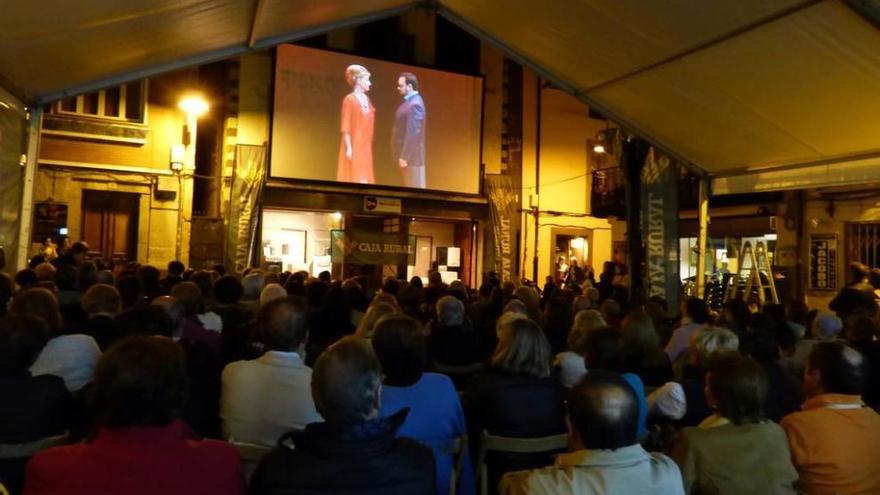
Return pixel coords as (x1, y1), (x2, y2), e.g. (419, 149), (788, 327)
(238, 52), (273, 146)
(35, 73), (194, 267)
(519, 70), (613, 284)
(804, 196), (880, 311)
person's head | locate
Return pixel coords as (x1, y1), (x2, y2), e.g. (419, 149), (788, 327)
(568, 309), (607, 354)
(371, 314), (426, 386)
(869, 268), (880, 290)
(502, 298), (529, 317)
(213, 275), (244, 304)
(0, 315), (50, 376)
(10, 288), (62, 336)
(514, 286), (540, 310)
(355, 301), (397, 340)
(81, 284), (122, 317)
(167, 260), (185, 276)
(436, 295), (465, 327)
(849, 262), (870, 284)
(844, 312), (878, 344)
(259, 283), (287, 307)
(804, 340), (866, 398)
(115, 274), (142, 308)
(242, 272), (265, 300)
(492, 317), (552, 378)
(258, 297), (308, 352)
(724, 298), (751, 329)
(567, 370), (639, 450)
(599, 298), (622, 324)
(620, 311), (660, 356)
(14, 269), (38, 290)
(691, 326), (739, 367)
(706, 353), (767, 425)
(397, 72), (418, 96)
(745, 319), (781, 364)
(34, 262), (56, 282)
(811, 313), (843, 340)
(311, 336), (382, 423)
(150, 296), (185, 338)
(54, 264), (77, 291)
(78, 261), (98, 291)
(68, 241), (89, 265)
(169, 281), (204, 317)
(684, 297), (710, 324)
(96, 269), (114, 286)
(189, 270), (213, 300)
(345, 64), (371, 92)
(137, 265), (161, 292)
(583, 326), (624, 372)
(381, 277), (400, 296)
(90, 336), (188, 428)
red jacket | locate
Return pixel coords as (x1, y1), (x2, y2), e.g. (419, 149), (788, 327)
(24, 419), (244, 495)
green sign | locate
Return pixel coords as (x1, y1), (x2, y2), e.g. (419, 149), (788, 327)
(331, 230), (416, 266)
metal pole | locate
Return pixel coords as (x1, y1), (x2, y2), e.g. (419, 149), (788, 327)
(696, 177), (710, 299)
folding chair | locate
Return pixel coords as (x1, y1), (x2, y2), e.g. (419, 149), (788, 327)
(229, 439), (273, 484)
(476, 431), (568, 495)
(444, 434), (469, 495)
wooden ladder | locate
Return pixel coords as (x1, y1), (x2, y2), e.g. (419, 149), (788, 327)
(726, 240), (779, 305)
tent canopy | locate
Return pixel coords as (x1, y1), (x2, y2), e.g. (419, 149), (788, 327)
(2, 0), (879, 185)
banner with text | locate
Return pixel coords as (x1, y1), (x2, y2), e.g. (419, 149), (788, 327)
(226, 144), (267, 273)
(641, 148), (680, 309)
(330, 230), (416, 266)
(485, 174), (519, 282)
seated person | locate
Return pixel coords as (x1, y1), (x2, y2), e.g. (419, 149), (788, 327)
(221, 298), (321, 446)
(781, 341), (880, 495)
(463, 317), (566, 494)
(249, 336), (435, 495)
(170, 282), (221, 357)
(649, 327), (739, 428)
(671, 353), (797, 494)
(11, 288), (100, 393)
(24, 336), (243, 495)
(501, 371), (684, 495)
(554, 309), (605, 388)
(428, 296), (481, 366)
(80, 284), (123, 351)
(0, 316), (72, 494)
(372, 314), (475, 495)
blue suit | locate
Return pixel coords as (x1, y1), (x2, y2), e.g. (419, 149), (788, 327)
(392, 92), (426, 188)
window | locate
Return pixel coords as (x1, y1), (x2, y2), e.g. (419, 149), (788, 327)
(849, 223), (880, 269)
(55, 81), (146, 123)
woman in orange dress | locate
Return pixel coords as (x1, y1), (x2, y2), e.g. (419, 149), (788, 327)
(337, 64), (375, 184)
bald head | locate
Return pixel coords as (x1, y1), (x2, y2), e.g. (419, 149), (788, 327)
(568, 371), (639, 450)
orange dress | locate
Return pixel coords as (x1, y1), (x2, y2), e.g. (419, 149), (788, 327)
(337, 92), (375, 184)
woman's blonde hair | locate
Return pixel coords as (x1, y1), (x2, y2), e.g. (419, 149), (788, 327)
(356, 301), (397, 340)
(492, 317), (552, 379)
(568, 309), (606, 353)
(345, 64), (370, 87)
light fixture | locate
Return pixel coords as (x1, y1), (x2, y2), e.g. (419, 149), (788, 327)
(592, 143), (606, 154)
(178, 94), (209, 118)
(332, 212), (342, 221)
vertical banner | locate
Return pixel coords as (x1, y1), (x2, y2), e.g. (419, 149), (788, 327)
(0, 98), (27, 274)
(641, 148), (680, 309)
(226, 144), (267, 273)
(485, 174), (519, 282)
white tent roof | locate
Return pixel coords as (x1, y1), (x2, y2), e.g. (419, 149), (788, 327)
(2, 0), (879, 183)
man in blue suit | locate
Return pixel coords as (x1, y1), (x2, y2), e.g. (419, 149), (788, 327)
(392, 72), (426, 189)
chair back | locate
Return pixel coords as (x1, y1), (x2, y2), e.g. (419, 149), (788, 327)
(444, 434), (469, 495)
(476, 430), (568, 495)
(0, 433), (69, 459)
(229, 439), (274, 483)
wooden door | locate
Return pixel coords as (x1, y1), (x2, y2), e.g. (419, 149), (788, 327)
(81, 190), (139, 265)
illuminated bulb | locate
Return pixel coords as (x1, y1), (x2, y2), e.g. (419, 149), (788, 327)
(592, 143), (606, 154)
(332, 212), (342, 221)
(178, 95), (209, 117)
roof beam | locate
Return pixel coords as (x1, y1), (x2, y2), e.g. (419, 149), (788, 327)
(435, 2), (707, 176)
(248, 0), (267, 48)
(583, 0), (823, 95)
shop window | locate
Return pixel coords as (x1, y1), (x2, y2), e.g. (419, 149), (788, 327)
(54, 81), (146, 123)
(849, 223), (880, 269)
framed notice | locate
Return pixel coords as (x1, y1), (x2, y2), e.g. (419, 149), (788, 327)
(809, 234), (838, 291)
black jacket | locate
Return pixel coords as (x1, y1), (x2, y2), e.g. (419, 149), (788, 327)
(249, 409), (435, 495)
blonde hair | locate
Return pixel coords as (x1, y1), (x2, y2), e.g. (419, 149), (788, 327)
(492, 317), (552, 378)
(356, 302), (397, 340)
(345, 64), (370, 87)
(568, 309), (606, 353)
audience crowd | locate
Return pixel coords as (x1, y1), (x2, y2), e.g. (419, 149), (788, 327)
(0, 243), (879, 495)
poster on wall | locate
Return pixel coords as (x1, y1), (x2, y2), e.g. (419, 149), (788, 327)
(809, 234), (838, 290)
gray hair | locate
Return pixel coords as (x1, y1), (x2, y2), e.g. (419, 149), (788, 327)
(242, 272), (265, 299)
(436, 295), (465, 326)
(311, 336), (382, 423)
(693, 326), (739, 365)
(569, 309), (607, 352)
